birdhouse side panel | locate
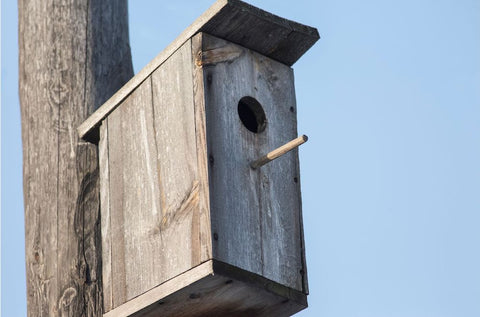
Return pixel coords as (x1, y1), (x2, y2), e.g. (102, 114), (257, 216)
(200, 33), (306, 292)
(99, 39), (212, 312)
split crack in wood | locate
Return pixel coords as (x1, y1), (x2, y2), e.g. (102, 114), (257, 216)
(158, 180), (200, 232)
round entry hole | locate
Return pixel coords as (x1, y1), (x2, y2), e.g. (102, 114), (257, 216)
(238, 96), (267, 133)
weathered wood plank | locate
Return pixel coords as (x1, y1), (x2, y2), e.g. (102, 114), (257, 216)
(202, 33), (305, 291)
(99, 122), (113, 312)
(295, 152), (309, 294)
(200, 0), (319, 66)
(78, 0), (319, 142)
(150, 39), (202, 283)
(106, 108), (128, 308)
(202, 34), (264, 279)
(102, 38), (213, 312)
(252, 53), (305, 291)
(191, 33), (213, 265)
(112, 77), (164, 301)
(105, 260), (307, 317)
(103, 261), (214, 317)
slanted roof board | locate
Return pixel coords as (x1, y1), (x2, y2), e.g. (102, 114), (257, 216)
(78, 0), (319, 142)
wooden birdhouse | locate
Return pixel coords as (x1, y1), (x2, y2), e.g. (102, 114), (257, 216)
(78, 0), (319, 316)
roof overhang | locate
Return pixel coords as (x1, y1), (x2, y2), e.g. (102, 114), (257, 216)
(78, 0), (320, 143)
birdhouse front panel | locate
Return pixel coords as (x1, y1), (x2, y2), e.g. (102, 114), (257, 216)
(197, 33), (307, 293)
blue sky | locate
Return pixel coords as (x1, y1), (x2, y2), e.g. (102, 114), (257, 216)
(2, 0), (480, 316)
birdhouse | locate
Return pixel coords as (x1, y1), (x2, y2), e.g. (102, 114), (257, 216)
(78, 0), (319, 316)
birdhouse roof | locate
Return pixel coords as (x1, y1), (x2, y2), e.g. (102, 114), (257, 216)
(78, 0), (319, 142)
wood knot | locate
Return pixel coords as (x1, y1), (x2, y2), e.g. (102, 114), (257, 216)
(197, 45), (243, 67)
(48, 76), (69, 106)
(59, 287), (77, 308)
(195, 51), (203, 67)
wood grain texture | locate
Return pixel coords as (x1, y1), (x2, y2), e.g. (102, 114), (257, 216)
(200, 0), (319, 66)
(105, 260), (307, 317)
(100, 39), (212, 312)
(150, 38), (203, 284)
(253, 53), (306, 292)
(117, 74), (161, 302)
(191, 33), (213, 264)
(105, 77), (166, 306)
(99, 122), (112, 312)
(295, 146), (309, 294)
(18, 0), (133, 316)
(201, 33), (306, 291)
(103, 261), (214, 317)
(78, 0), (319, 142)
(105, 108), (128, 308)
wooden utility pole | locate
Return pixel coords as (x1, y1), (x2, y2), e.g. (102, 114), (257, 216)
(18, 0), (133, 315)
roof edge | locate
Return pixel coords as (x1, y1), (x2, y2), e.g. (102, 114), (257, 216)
(78, 0), (319, 142)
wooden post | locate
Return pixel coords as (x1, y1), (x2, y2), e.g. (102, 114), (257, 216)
(18, 0), (133, 316)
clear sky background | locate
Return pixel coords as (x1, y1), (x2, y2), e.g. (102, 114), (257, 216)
(2, 0), (480, 316)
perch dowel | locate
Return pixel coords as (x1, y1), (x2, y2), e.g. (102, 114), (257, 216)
(250, 135), (308, 169)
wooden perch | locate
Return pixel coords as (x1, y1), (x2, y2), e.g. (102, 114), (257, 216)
(250, 135), (308, 169)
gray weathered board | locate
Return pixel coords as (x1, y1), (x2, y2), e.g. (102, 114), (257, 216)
(99, 39), (212, 311)
(107, 260), (307, 317)
(200, 33), (307, 292)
